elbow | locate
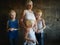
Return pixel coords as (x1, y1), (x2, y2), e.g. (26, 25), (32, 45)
(44, 25), (46, 29)
(45, 25), (46, 28)
(43, 25), (46, 29)
(24, 36), (27, 40)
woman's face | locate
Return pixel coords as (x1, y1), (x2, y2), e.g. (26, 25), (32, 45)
(10, 11), (16, 19)
(27, 4), (33, 9)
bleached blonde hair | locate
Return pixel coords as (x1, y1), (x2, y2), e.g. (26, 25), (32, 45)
(25, 20), (32, 27)
(26, 0), (33, 5)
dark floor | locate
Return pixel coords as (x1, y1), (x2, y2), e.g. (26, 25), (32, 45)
(45, 41), (60, 45)
(0, 30), (60, 45)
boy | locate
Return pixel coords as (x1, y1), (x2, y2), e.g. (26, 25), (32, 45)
(7, 10), (19, 45)
(35, 9), (46, 45)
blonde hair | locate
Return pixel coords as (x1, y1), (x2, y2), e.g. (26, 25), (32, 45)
(10, 10), (16, 13)
(35, 9), (42, 14)
(25, 20), (32, 27)
(26, 0), (33, 5)
(9, 10), (16, 15)
(34, 9), (42, 17)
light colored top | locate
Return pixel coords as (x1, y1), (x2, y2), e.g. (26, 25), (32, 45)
(28, 28), (36, 42)
(25, 10), (36, 26)
(37, 20), (43, 33)
(25, 10), (36, 20)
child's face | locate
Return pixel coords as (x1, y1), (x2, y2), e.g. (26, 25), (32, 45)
(36, 12), (42, 19)
(10, 10), (16, 19)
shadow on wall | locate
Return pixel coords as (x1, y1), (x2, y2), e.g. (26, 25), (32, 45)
(0, 10), (9, 45)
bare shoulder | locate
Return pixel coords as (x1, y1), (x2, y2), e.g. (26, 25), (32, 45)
(24, 9), (28, 12)
(22, 10), (27, 16)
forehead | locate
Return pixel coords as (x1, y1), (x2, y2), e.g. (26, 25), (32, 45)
(27, 3), (33, 6)
(35, 12), (42, 16)
(26, 1), (33, 5)
(10, 10), (16, 13)
(36, 12), (42, 14)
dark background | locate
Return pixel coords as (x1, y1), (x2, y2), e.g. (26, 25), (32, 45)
(0, 0), (60, 45)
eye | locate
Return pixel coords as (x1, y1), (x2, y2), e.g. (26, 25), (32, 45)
(28, 4), (32, 6)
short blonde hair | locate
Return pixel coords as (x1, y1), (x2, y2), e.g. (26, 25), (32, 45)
(9, 10), (16, 13)
(25, 20), (32, 27)
(35, 9), (42, 14)
(26, 0), (33, 5)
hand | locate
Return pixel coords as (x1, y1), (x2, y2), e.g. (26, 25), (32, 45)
(31, 40), (35, 43)
(37, 30), (41, 33)
(8, 28), (14, 31)
(35, 30), (40, 33)
(36, 41), (39, 45)
(11, 28), (15, 31)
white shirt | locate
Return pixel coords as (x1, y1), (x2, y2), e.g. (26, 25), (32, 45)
(28, 28), (36, 42)
(37, 20), (43, 33)
(25, 10), (36, 26)
(25, 10), (36, 20)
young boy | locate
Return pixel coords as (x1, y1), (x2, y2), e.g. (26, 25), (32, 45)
(35, 9), (46, 45)
(7, 10), (19, 45)
(24, 20), (38, 45)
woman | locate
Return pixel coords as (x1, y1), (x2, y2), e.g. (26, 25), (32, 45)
(20, 0), (37, 45)
(20, 0), (36, 28)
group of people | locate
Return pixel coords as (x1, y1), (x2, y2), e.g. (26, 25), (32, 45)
(7, 0), (46, 45)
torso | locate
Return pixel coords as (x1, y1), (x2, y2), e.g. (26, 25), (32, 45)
(8, 19), (19, 38)
(25, 10), (36, 21)
(28, 28), (36, 41)
(8, 19), (18, 30)
(24, 10), (36, 27)
(37, 19), (43, 33)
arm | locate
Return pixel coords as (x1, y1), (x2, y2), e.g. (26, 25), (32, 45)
(33, 21), (38, 33)
(15, 20), (20, 30)
(37, 19), (46, 33)
(20, 10), (26, 28)
(24, 28), (35, 43)
(36, 39), (39, 44)
(42, 19), (46, 30)
(7, 21), (10, 31)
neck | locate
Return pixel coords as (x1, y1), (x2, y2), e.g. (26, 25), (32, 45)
(28, 9), (32, 11)
(11, 18), (16, 21)
(37, 18), (42, 21)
